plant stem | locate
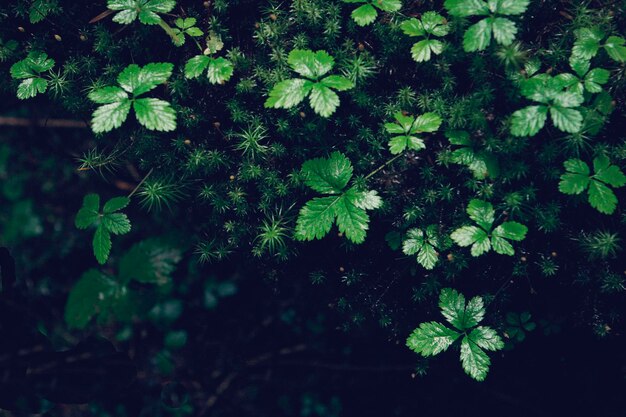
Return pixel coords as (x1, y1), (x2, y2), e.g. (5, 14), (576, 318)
(128, 168), (154, 198)
(157, 18), (181, 45)
(364, 154), (403, 180)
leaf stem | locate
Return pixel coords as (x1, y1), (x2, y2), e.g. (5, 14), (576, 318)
(364, 154), (403, 180)
(157, 18), (182, 45)
(128, 168), (154, 198)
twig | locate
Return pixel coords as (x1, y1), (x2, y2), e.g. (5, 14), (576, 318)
(0, 116), (88, 128)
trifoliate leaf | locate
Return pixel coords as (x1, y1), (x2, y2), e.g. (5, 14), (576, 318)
(301, 151), (353, 194)
(402, 228), (439, 269)
(75, 194), (100, 229)
(604, 36), (626, 62)
(103, 213), (131, 235)
(91, 100), (132, 133)
(491, 17), (517, 46)
(558, 159), (589, 194)
(133, 98), (177, 131)
(16, 77), (48, 99)
(64, 269), (116, 329)
(295, 196), (339, 241)
(510, 105), (548, 137)
(265, 78), (313, 109)
(451, 225), (490, 256)
(421, 11), (449, 36)
(351, 3), (377, 26)
(93, 224), (112, 265)
(550, 106), (582, 133)
(10, 51), (54, 79)
(406, 322), (461, 356)
(463, 18), (492, 52)
(103, 196), (130, 213)
(444, 0), (489, 17)
(309, 84), (340, 117)
(460, 335), (491, 381)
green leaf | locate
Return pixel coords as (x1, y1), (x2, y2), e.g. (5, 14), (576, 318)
(493, 0), (529, 15)
(133, 98), (177, 131)
(604, 36), (626, 62)
(388, 135), (425, 154)
(184, 55), (210, 79)
(410, 39), (444, 62)
(64, 269), (117, 329)
(206, 57), (234, 84)
(102, 213), (131, 235)
(588, 180), (618, 214)
(559, 159), (590, 194)
(288, 49), (334, 79)
(11, 51), (54, 79)
(119, 239), (182, 284)
(463, 18), (492, 52)
(16, 77), (48, 99)
(406, 322), (461, 356)
(103, 196), (130, 213)
(571, 27), (603, 60)
(75, 194), (100, 229)
(175, 17), (197, 29)
(320, 75), (354, 91)
(88, 86), (128, 104)
(460, 335), (491, 381)
(91, 99), (132, 134)
(375, 0), (402, 12)
(451, 225), (490, 256)
(400, 18), (426, 37)
(109, 0), (176, 25)
(438, 288), (467, 330)
(352, 189), (383, 210)
(402, 229), (425, 255)
(550, 106), (582, 133)
(417, 243), (438, 270)
(351, 3), (377, 26)
(265, 78), (312, 109)
(444, 0), (489, 17)
(301, 151), (353, 194)
(93, 224), (112, 265)
(584, 68), (610, 93)
(133, 62), (174, 95)
(491, 17), (517, 46)
(469, 326), (504, 351)
(335, 192), (370, 244)
(295, 196), (339, 241)
(510, 105), (548, 137)
(553, 91), (584, 108)
(463, 296), (486, 328)
(421, 11), (449, 36)
(492, 221), (527, 241)
(309, 84), (340, 117)
(593, 155), (626, 188)
(466, 199), (494, 231)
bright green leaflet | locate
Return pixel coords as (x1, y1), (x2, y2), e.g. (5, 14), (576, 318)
(172, 17), (204, 46)
(88, 62), (176, 133)
(9, 51), (55, 99)
(558, 155), (626, 215)
(344, 0), (401, 26)
(407, 288), (504, 381)
(402, 225), (444, 270)
(446, 130), (499, 179)
(65, 239), (182, 329)
(450, 199), (527, 256)
(400, 11), (449, 62)
(295, 152), (382, 244)
(444, 0), (529, 52)
(385, 111), (442, 154)
(510, 74), (584, 136)
(265, 49), (354, 118)
(75, 194), (132, 264)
